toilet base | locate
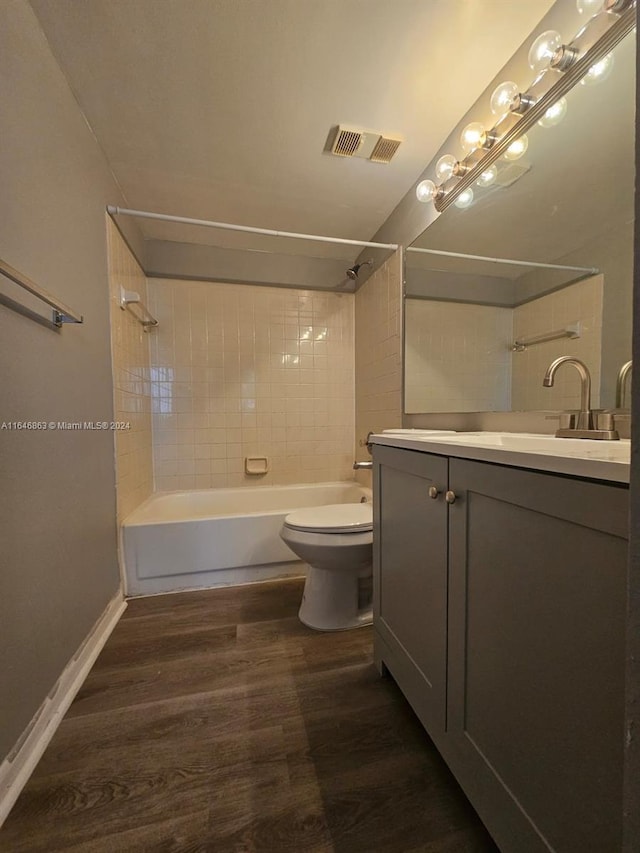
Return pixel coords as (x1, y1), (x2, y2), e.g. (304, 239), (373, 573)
(298, 565), (372, 631)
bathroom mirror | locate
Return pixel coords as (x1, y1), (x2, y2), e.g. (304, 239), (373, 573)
(404, 29), (634, 415)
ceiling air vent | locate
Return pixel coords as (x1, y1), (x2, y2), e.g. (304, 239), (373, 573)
(329, 125), (402, 163)
(331, 127), (364, 157)
(370, 136), (402, 164)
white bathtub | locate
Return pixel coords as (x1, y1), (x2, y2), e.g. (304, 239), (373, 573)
(121, 481), (371, 596)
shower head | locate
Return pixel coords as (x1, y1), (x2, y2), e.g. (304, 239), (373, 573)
(346, 259), (373, 280)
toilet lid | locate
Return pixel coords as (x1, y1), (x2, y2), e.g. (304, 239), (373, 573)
(284, 503), (372, 533)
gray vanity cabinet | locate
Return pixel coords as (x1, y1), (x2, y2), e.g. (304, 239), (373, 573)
(373, 445), (629, 853)
(373, 444), (449, 742)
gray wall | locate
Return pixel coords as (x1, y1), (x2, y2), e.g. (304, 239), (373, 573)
(623, 23), (640, 851)
(626, 224), (640, 849)
(0, 1), (143, 761)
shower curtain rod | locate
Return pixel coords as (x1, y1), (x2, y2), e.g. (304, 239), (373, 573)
(107, 206), (399, 251)
(406, 245), (598, 275)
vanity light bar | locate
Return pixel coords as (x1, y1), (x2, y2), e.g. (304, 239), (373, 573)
(416, 4), (636, 213)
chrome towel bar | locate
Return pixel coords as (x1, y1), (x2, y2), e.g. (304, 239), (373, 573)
(120, 287), (158, 330)
(0, 258), (83, 327)
(512, 323), (581, 352)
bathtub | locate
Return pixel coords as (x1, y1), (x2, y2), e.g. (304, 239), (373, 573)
(121, 481), (371, 596)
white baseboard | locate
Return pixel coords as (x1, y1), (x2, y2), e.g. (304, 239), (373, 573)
(0, 592), (126, 827)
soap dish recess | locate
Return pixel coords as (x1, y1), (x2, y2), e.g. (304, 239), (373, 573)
(245, 456), (269, 475)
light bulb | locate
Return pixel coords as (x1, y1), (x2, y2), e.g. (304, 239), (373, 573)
(454, 188), (474, 209)
(460, 122), (486, 153)
(476, 165), (497, 188)
(576, 0), (604, 13)
(528, 30), (563, 72)
(537, 97), (568, 128)
(580, 53), (614, 85)
(416, 179), (437, 203)
(504, 135), (529, 161)
(490, 81), (519, 117)
(435, 154), (457, 182)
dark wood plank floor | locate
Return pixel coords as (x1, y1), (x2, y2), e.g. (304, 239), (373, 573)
(1, 578), (498, 852)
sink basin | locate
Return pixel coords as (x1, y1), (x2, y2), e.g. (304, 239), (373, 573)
(406, 432), (630, 462)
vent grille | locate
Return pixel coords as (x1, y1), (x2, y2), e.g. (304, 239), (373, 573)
(332, 128), (364, 157)
(370, 136), (402, 163)
(329, 125), (403, 162)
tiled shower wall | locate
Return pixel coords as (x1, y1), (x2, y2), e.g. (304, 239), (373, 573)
(405, 300), (513, 413)
(354, 250), (403, 467)
(146, 279), (355, 491)
(106, 219), (153, 520)
(511, 275), (603, 411)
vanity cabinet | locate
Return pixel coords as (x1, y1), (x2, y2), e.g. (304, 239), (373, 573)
(373, 446), (449, 739)
(373, 444), (629, 853)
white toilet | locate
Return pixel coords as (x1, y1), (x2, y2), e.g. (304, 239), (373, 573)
(279, 502), (373, 631)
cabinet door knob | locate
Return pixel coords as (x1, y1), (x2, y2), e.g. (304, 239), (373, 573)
(428, 486), (439, 499)
(445, 490), (457, 504)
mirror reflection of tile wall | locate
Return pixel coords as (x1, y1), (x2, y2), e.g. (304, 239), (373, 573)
(511, 276), (603, 411)
(405, 275), (603, 414)
(405, 300), (512, 413)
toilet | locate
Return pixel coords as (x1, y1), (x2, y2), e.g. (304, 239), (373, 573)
(279, 502), (373, 631)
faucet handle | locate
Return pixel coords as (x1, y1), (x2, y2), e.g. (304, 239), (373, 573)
(558, 412), (576, 430)
(596, 411), (615, 431)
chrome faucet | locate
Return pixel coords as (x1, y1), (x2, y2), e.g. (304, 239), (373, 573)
(615, 360), (632, 409)
(543, 356), (594, 430)
(542, 356), (618, 440)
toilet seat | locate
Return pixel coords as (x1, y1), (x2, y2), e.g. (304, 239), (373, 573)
(283, 503), (372, 534)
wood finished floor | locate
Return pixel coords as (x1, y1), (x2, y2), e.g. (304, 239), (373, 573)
(1, 578), (498, 852)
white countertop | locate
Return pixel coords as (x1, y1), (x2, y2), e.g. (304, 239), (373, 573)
(371, 432), (630, 484)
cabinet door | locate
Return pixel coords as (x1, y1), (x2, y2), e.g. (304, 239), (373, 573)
(447, 459), (628, 853)
(373, 445), (449, 739)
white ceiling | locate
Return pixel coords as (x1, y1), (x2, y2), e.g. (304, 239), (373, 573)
(30, 0), (554, 258)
